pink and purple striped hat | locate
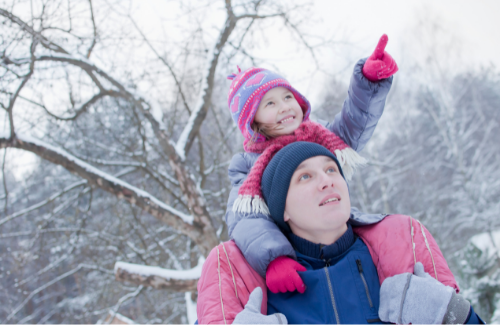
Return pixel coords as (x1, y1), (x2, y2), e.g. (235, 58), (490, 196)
(227, 66), (311, 148)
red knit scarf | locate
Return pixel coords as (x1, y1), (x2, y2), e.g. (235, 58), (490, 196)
(233, 121), (367, 215)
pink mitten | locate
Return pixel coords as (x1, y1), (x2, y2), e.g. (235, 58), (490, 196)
(362, 34), (399, 82)
(266, 256), (307, 294)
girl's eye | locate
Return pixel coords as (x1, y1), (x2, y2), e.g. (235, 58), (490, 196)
(266, 101), (274, 106)
(299, 174), (310, 181)
(285, 95), (293, 100)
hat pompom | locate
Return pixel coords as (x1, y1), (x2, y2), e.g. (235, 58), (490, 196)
(227, 65), (242, 80)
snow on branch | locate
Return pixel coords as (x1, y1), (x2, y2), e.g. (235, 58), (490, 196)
(0, 134), (194, 228)
(175, 14), (238, 159)
(114, 257), (204, 291)
(0, 167), (136, 227)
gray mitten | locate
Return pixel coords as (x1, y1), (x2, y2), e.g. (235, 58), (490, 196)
(233, 287), (287, 324)
(379, 262), (470, 324)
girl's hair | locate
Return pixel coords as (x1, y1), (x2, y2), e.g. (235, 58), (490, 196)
(250, 107), (308, 143)
(250, 122), (284, 143)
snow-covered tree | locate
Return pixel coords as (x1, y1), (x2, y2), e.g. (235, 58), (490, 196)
(454, 230), (500, 323)
(0, 0), (325, 322)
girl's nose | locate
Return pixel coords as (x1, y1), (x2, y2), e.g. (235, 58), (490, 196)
(278, 101), (291, 113)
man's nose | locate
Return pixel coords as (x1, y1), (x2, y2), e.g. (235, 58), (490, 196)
(318, 172), (334, 190)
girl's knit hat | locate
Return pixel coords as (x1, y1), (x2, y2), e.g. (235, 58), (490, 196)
(227, 66), (311, 151)
(233, 121), (367, 216)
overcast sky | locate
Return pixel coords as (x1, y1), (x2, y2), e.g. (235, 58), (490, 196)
(254, 0), (500, 100)
(317, 0), (500, 66)
(132, 0), (500, 103)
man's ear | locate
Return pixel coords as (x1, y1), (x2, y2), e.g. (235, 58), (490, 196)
(283, 210), (290, 222)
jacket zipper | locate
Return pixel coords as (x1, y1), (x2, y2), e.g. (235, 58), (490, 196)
(356, 259), (373, 308)
(323, 263), (340, 324)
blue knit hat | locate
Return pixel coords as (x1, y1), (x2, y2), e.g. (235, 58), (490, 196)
(261, 142), (345, 232)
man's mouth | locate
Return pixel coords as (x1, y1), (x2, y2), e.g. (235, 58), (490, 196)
(278, 116), (295, 124)
(319, 196), (340, 206)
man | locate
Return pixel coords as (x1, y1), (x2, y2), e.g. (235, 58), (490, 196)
(197, 142), (483, 324)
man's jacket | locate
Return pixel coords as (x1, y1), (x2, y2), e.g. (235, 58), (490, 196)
(197, 215), (458, 324)
(267, 235), (382, 324)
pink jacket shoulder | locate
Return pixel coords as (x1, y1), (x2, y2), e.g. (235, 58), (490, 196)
(353, 214), (459, 292)
(197, 216), (458, 324)
(197, 240), (266, 324)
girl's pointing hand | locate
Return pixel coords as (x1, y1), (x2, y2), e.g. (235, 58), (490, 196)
(362, 34), (399, 82)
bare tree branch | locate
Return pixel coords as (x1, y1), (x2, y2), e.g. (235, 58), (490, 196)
(5, 264), (113, 322)
(8, 47), (220, 256)
(114, 261), (201, 292)
(1, 149), (7, 214)
(86, 0), (97, 58)
(7, 40), (37, 139)
(175, 2), (238, 157)
(0, 135), (222, 256)
(281, 13), (320, 68)
(236, 13), (283, 20)
(128, 16), (192, 115)
(105, 286), (144, 324)
(0, 179), (86, 226)
(137, 106), (219, 255)
(41, 89), (121, 121)
(0, 8), (69, 55)
(0, 167), (135, 227)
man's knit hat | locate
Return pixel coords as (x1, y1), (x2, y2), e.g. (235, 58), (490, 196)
(227, 66), (311, 149)
(261, 142), (345, 232)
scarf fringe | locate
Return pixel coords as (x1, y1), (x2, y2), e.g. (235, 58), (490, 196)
(334, 147), (368, 180)
(232, 195), (270, 215)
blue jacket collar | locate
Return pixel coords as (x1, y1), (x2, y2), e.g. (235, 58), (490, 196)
(288, 224), (355, 260)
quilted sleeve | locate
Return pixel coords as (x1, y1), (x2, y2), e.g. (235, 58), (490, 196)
(324, 57), (393, 152)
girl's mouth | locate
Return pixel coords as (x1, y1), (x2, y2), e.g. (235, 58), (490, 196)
(278, 116), (295, 124)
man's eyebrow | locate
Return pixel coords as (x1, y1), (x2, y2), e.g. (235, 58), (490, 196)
(294, 156), (335, 172)
(295, 161), (309, 172)
(322, 156), (335, 163)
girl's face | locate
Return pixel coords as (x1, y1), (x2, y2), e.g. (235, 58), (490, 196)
(254, 87), (304, 136)
(284, 155), (350, 244)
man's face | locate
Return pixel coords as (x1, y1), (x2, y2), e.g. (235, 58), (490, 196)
(254, 87), (303, 136)
(284, 156), (351, 241)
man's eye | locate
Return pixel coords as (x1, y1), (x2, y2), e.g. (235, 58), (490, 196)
(327, 167), (336, 173)
(299, 174), (310, 181)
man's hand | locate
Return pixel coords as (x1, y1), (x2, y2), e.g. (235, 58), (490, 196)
(379, 262), (470, 324)
(233, 287), (287, 324)
(362, 34), (398, 82)
(266, 256), (306, 294)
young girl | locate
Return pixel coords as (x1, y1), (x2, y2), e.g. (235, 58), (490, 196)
(225, 35), (398, 293)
